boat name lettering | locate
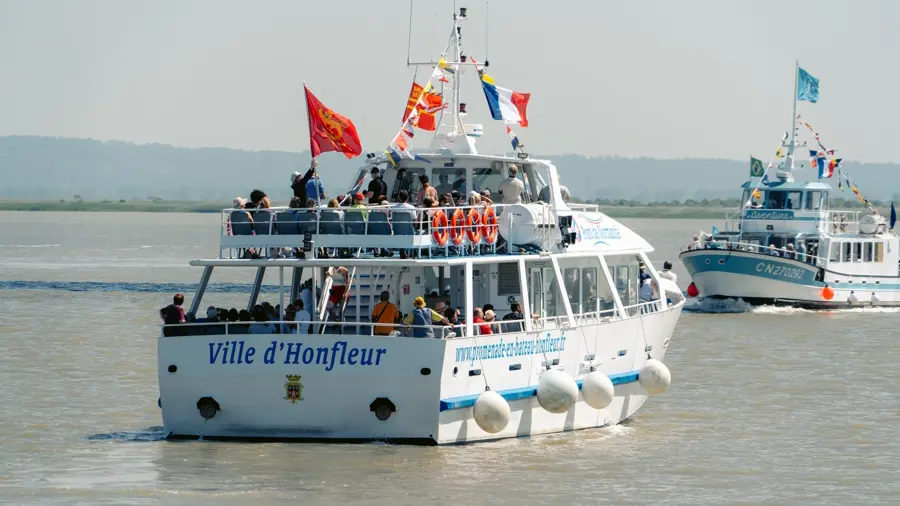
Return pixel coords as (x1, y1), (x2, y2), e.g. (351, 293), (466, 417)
(454, 333), (567, 365)
(745, 210), (794, 220)
(207, 340), (387, 369)
(576, 223), (621, 242)
(755, 262), (805, 280)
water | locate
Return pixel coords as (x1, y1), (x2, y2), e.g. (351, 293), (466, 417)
(1, 211), (898, 505)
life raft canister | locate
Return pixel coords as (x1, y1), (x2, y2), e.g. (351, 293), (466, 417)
(466, 208), (482, 244)
(481, 206), (499, 244)
(449, 208), (466, 246)
(432, 210), (449, 246)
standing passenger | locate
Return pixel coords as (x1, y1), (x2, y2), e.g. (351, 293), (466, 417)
(498, 164), (525, 204)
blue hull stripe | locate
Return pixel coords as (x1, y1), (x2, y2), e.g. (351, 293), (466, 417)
(439, 370), (640, 412)
(681, 252), (819, 286)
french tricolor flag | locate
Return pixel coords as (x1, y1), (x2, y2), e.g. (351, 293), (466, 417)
(506, 125), (523, 150)
(481, 74), (530, 127)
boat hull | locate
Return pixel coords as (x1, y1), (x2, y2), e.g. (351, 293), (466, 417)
(158, 305), (681, 445)
(681, 248), (900, 308)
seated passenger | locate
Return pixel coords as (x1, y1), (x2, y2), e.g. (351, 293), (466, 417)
(445, 306), (463, 336)
(248, 189), (269, 209)
(769, 244), (780, 256)
(371, 291), (401, 336)
(392, 190), (416, 213)
(282, 306), (298, 334)
(326, 198), (344, 219)
(451, 190), (463, 206)
(498, 164), (525, 204)
(472, 307), (492, 335)
(483, 309), (499, 333)
(250, 308), (275, 334)
(501, 302), (525, 333)
(289, 197), (302, 209)
(350, 192), (368, 219)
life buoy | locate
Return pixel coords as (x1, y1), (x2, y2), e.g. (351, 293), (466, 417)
(432, 210), (449, 246)
(449, 208), (466, 246)
(481, 206), (499, 244)
(466, 208), (482, 244)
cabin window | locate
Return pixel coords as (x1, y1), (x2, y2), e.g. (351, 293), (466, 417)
(558, 258), (606, 315)
(786, 192), (801, 210)
(875, 242), (885, 262)
(742, 189), (752, 205)
(843, 242), (852, 262)
(527, 262), (564, 320)
(392, 167), (426, 201)
(767, 191), (785, 209)
(821, 192), (829, 210)
(864, 242), (873, 262)
(497, 262), (521, 296)
(854, 242), (862, 262)
(473, 167), (503, 196)
(432, 167), (466, 196)
(829, 242), (841, 262)
(804, 191), (822, 210)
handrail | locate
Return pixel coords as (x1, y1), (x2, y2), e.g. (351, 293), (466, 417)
(681, 240), (826, 265)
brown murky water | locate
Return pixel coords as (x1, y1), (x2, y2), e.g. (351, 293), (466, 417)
(1, 211), (898, 505)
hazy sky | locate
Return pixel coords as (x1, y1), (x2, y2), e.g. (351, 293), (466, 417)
(1, 0), (899, 163)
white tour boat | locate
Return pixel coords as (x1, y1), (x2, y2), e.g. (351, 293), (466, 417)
(680, 64), (898, 308)
(157, 8), (684, 444)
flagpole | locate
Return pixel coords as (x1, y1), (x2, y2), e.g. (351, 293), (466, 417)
(303, 81), (321, 210)
(787, 60), (799, 175)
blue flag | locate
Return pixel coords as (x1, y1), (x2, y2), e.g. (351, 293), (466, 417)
(797, 67), (819, 103)
(712, 225), (719, 235)
(891, 200), (897, 230)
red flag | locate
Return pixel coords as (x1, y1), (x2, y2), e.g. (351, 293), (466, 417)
(402, 82), (442, 132)
(305, 85), (362, 159)
(394, 132), (408, 152)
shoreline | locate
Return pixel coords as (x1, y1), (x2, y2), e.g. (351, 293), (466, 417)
(0, 200), (736, 219)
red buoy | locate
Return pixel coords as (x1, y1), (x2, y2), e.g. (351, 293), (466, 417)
(821, 285), (834, 300)
(687, 282), (699, 298)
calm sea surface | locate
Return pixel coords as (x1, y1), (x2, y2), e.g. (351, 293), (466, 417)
(1, 211), (898, 505)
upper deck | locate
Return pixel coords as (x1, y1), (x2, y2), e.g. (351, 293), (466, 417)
(217, 153), (653, 262)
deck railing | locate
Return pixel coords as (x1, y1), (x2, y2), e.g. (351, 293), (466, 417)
(681, 240), (826, 265)
(219, 202), (557, 259)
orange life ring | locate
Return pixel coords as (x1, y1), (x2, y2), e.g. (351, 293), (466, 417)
(449, 208), (466, 246)
(432, 210), (449, 246)
(466, 208), (482, 244)
(481, 206), (499, 244)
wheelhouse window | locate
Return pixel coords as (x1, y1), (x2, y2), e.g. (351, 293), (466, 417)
(391, 167), (426, 201)
(786, 191), (801, 210)
(432, 167), (466, 196)
(875, 242), (885, 262)
(854, 242), (862, 262)
(843, 242), (852, 262)
(767, 191), (785, 209)
(473, 167), (503, 195)
(804, 191), (822, 210)
(528, 262), (565, 322)
(557, 257), (610, 315)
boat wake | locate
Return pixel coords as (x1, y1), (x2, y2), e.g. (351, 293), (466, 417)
(86, 426), (167, 442)
(683, 297), (754, 314)
(685, 297), (900, 315)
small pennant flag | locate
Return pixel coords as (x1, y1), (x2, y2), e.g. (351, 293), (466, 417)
(394, 132), (408, 152)
(506, 125), (523, 150)
(385, 148), (402, 167)
(752, 188), (761, 199)
(775, 147), (784, 158)
(438, 55), (455, 74)
(432, 65), (449, 83)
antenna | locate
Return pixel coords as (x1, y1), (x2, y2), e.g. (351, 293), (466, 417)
(485, 1), (490, 64)
(406, 0), (414, 66)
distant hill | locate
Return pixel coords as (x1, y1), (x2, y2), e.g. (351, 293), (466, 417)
(2, 136), (899, 203)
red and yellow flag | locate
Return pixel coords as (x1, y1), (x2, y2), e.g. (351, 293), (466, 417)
(305, 85), (362, 159)
(402, 82), (443, 132)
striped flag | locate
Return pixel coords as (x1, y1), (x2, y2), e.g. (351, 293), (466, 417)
(506, 125), (523, 150)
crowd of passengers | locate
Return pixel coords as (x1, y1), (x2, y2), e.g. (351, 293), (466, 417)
(686, 234), (819, 265)
(228, 161), (572, 251)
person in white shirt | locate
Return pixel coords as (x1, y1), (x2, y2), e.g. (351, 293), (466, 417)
(658, 261), (677, 284)
(498, 164), (525, 204)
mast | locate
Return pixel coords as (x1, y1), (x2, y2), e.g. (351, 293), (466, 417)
(784, 60), (799, 181)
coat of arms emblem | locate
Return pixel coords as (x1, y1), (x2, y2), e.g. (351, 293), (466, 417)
(284, 374), (303, 403)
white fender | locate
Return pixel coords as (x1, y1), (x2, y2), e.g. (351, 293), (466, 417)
(472, 390), (510, 434)
(581, 370), (615, 410)
(638, 359), (671, 395)
(536, 369), (579, 414)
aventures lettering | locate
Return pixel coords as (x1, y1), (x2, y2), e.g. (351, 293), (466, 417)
(207, 340), (387, 370)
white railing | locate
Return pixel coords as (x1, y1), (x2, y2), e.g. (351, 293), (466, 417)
(567, 203), (600, 212)
(681, 240), (826, 266)
(219, 202), (545, 259)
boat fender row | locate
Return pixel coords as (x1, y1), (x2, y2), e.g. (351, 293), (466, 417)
(472, 361), (671, 434)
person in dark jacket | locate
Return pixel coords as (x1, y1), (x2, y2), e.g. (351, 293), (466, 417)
(291, 159), (319, 203)
(366, 167), (388, 204)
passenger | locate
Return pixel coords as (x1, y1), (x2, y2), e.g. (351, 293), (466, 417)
(282, 306), (298, 334)
(436, 172), (454, 195)
(306, 164), (327, 202)
(248, 189), (269, 209)
(784, 243), (796, 260)
(451, 190), (463, 206)
(658, 261), (677, 283)
(159, 293), (186, 329)
(327, 198), (344, 219)
(439, 193), (453, 207)
(326, 266), (350, 320)
(294, 299), (311, 334)
(537, 175), (571, 202)
(420, 197), (436, 232)
(289, 196), (303, 209)
(480, 189), (494, 205)
(432, 302), (453, 337)
(350, 192), (368, 219)
(402, 297), (448, 338)
(472, 307), (492, 335)
(797, 242), (807, 263)
(639, 277), (655, 303)
(392, 189), (416, 213)
(691, 235), (702, 250)
(250, 308), (275, 334)
(416, 174), (438, 207)
(498, 164), (525, 204)
(445, 306), (463, 336)
(769, 244), (780, 257)
(205, 306), (219, 322)
(366, 167), (388, 204)
(501, 302), (525, 333)
(291, 159), (320, 203)
(483, 309), (499, 333)
(227, 308), (239, 322)
(228, 197), (252, 236)
(371, 291), (401, 336)
(233, 309), (252, 334)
